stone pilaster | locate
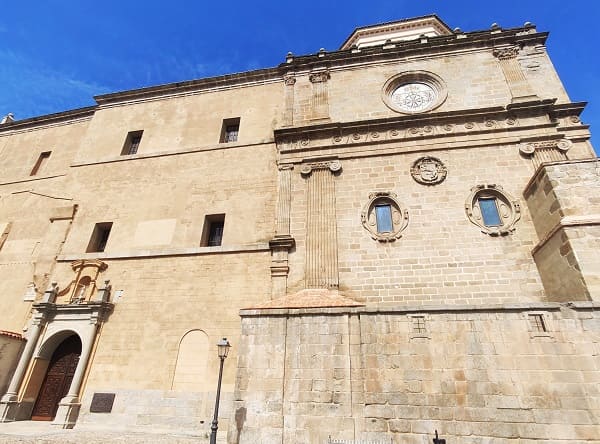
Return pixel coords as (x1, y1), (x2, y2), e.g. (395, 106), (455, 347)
(309, 70), (331, 121)
(494, 46), (538, 103)
(301, 160), (341, 289)
(270, 166), (295, 298)
(283, 74), (296, 127)
(0, 307), (48, 422)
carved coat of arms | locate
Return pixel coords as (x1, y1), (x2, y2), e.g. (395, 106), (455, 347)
(410, 156), (447, 185)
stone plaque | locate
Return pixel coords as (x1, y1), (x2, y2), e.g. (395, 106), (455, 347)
(90, 392), (115, 413)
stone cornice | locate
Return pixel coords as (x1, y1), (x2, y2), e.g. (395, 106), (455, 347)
(0, 107), (95, 134)
(240, 301), (593, 317)
(282, 26), (548, 74)
(32, 301), (114, 323)
(532, 215), (600, 256)
(57, 243), (270, 262)
(94, 67), (281, 107)
(275, 99), (581, 159)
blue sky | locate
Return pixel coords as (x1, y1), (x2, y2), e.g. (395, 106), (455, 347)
(0, 1), (598, 151)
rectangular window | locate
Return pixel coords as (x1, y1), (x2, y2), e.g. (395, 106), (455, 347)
(0, 222), (11, 251)
(220, 118), (240, 143)
(30, 151), (51, 176)
(529, 314), (547, 333)
(375, 204), (393, 233)
(86, 222), (113, 253)
(201, 214), (225, 247)
(121, 130), (143, 155)
(479, 197), (501, 226)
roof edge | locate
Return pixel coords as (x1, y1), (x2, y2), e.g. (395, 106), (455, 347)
(0, 106), (96, 133)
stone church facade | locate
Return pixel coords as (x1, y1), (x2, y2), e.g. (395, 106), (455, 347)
(0, 15), (598, 444)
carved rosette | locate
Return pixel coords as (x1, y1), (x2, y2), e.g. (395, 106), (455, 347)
(300, 160), (342, 176)
(493, 46), (519, 60)
(410, 156), (448, 185)
(276, 116), (520, 152)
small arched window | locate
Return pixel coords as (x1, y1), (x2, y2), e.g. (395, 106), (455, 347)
(361, 192), (409, 242)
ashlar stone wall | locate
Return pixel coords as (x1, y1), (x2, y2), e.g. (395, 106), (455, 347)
(231, 304), (600, 444)
(525, 159), (600, 301)
(286, 143), (545, 305)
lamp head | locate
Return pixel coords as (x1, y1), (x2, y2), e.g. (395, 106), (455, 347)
(217, 337), (231, 359)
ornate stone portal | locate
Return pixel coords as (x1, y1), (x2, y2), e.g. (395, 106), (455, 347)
(0, 261), (112, 428)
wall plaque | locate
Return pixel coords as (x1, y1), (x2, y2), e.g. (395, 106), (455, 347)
(90, 392), (116, 413)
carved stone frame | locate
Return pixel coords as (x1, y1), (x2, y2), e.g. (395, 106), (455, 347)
(465, 184), (521, 236)
(361, 192), (409, 242)
(382, 71), (448, 114)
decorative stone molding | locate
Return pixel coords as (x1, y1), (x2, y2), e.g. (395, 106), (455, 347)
(465, 184), (521, 236)
(519, 139), (572, 155)
(308, 70), (330, 83)
(52, 260), (109, 304)
(276, 114), (521, 153)
(519, 139), (571, 169)
(493, 46), (519, 60)
(382, 71), (447, 114)
(300, 160), (342, 176)
(410, 156), (447, 185)
(361, 192), (409, 242)
(283, 74), (296, 86)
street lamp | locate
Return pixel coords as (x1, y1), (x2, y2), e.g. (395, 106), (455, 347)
(210, 337), (231, 444)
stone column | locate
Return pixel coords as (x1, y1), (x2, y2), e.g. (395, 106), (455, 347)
(0, 310), (47, 422)
(52, 322), (98, 429)
(494, 46), (538, 103)
(283, 74), (296, 127)
(309, 70), (331, 121)
(301, 160), (341, 289)
(270, 166), (295, 298)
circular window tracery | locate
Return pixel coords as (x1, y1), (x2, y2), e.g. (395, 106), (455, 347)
(361, 192), (409, 242)
(465, 184), (521, 236)
(382, 71), (447, 114)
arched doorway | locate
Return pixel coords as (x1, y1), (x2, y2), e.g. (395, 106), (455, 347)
(31, 335), (81, 421)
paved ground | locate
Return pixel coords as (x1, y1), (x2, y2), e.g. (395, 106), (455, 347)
(0, 421), (218, 443)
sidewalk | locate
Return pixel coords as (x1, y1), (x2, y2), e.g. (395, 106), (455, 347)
(0, 421), (216, 443)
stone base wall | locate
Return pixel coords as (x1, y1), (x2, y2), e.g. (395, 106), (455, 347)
(231, 303), (600, 444)
(76, 388), (232, 440)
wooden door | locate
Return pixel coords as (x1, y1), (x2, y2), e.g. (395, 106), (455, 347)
(31, 335), (81, 421)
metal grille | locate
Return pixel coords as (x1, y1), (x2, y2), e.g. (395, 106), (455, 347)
(224, 125), (239, 142)
(129, 135), (141, 154)
(412, 316), (426, 334)
(207, 221), (224, 246)
(530, 314), (546, 332)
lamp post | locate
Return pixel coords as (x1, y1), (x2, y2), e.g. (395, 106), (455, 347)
(210, 337), (231, 444)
